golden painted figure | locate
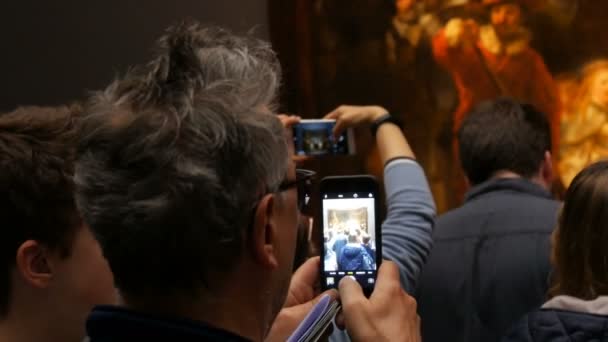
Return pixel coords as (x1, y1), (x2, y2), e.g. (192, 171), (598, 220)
(432, 0), (561, 154)
(559, 60), (608, 186)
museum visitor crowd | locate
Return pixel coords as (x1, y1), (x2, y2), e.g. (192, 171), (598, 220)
(2, 11), (608, 342)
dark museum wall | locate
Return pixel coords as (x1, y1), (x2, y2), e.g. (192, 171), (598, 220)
(0, 1), (269, 111)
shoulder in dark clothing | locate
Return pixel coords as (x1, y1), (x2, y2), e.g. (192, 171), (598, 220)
(417, 178), (561, 342)
(502, 309), (608, 342)
(87, 305), (252, 342)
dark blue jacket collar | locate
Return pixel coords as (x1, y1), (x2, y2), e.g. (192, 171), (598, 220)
(465, 177), (552, 203)
(87, 305), (252, 342)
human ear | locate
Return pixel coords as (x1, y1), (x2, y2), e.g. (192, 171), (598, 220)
(15, 240), (53, 289)
(250, 194), (280, 269)
(541, 151), (554, 186)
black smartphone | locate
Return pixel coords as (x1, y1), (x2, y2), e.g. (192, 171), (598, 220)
(319, 175), (381, 296)
(292, 119), (356, 156)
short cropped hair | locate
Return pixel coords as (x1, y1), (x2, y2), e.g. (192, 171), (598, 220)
(458, 98), (552, 185)
(0, 106), (81, 317)
(75, 22), (288, 299)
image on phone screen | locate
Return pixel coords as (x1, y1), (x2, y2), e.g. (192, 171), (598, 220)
(292, 120), (354, 156)
(321, 191), (378, 292)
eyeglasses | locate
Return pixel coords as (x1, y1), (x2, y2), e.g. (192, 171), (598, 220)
(277, 169), (316, 214)
(246, 169), (316, 235)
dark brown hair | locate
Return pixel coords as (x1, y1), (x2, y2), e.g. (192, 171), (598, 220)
(0, 105), (81, 317)
(549, 160), (608, 299)
(458, 98), (551, 185)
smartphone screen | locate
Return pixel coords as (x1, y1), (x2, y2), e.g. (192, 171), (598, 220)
(320, 176), (380, 296)
(293, 120), (354, 156)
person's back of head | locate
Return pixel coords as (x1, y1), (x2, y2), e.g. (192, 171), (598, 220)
(348, 233), (359, 244)
(76, 22), (301, 341)
(0, 106), (115, 342)
(550, 160), (608, 300)
(458, 97), (553, 187)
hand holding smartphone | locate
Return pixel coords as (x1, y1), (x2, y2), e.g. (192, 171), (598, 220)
(319, 175), (381, 297)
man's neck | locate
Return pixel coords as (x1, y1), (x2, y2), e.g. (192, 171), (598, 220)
(122, 274), (273, 342)
(0, 308), (68, 342)
(491, 170), (549, 191)
(491, 170), (520, 180)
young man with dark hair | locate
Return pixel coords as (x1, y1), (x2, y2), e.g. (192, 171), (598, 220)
(0, 106), (116, 342)
(76, 22), (421, 341)
(417, 97), (561, 342)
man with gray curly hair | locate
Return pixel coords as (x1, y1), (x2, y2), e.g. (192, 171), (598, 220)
(77, 21), (422, 342)
(76, 21), (310, 341)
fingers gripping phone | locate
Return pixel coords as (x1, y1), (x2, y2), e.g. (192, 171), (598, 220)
(319, 175), (381, 296)
(293, 119), (356, 156)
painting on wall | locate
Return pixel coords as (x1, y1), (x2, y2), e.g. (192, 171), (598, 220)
(269, 0), (608, 212)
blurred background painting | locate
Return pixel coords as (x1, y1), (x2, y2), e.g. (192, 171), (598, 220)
(269, 0), (608, 212)
(2, 1), (605, 213)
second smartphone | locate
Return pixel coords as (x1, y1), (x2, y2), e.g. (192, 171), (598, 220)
(292, 119), (356, 156)
(319, 175), (381, 297)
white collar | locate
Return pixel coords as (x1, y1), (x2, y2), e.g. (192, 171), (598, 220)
(479, 25), (531, 56)
(543, 295), (608, 316)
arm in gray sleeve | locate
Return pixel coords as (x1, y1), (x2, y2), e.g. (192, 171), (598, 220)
(329, 159), (435, 342)
(381, 159), (436, 293)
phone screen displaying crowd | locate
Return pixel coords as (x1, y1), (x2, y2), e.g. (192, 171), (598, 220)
(321, 192), (378, 291)
(292, 120), (354, 156)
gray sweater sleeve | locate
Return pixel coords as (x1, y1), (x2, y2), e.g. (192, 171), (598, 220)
(381, 159), (436, 293)
(329, 159), (435, 342)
